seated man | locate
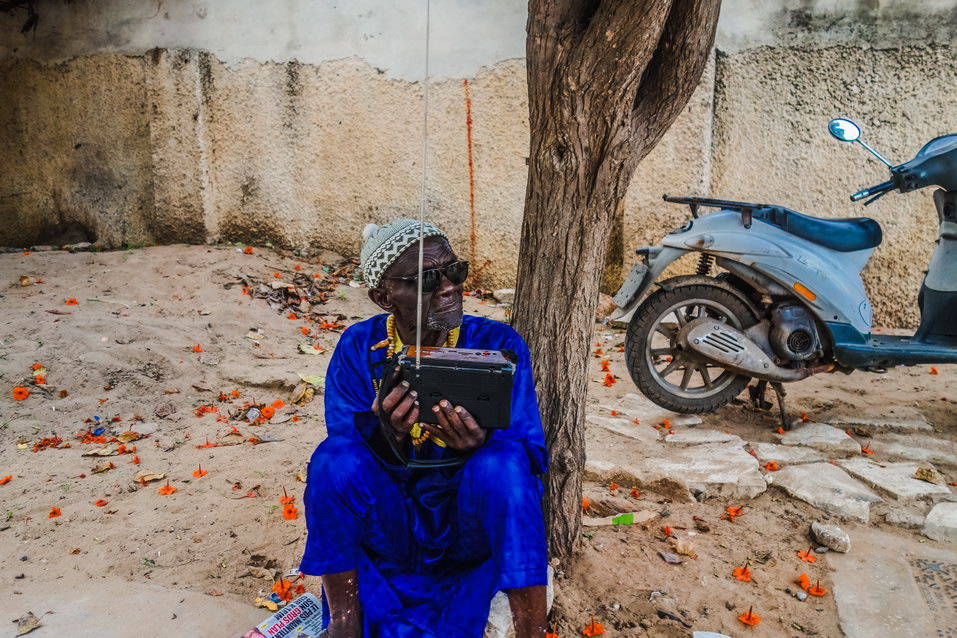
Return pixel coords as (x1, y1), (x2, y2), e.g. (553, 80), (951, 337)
(300, 219), (549, 638)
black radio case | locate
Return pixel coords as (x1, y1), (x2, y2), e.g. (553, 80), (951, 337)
(387, 345), (514, 429)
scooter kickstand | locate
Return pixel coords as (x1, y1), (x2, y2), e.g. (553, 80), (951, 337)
(747, 380), (773, 412)
(771, 382), (792, 431)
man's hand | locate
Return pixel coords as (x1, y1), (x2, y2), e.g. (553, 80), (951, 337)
(423, 400), (486, 452)
(371, 371), (419, 442)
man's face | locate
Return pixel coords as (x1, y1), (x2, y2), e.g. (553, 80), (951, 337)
(370, 236), (464, 332)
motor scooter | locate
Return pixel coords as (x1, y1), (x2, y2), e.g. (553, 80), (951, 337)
(611, 118), (957, 428)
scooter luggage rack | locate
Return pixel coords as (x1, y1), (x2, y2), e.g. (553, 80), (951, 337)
(663, 194), (766, 228)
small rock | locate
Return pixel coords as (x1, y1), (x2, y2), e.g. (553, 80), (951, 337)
(639, 619), (653, 629)
(64, 242), (93, 252)
(811, 521), (851, 553)
(658, 551), (682, 564)
(15, 573), (25, 579)
(815, 546), (830, 554)
(785, 587), (792, 595)
(20, 555), (27, 561)
(795, 591), (808, 602)
(923, 502), (957, 543)
(914, 466), (946, 486)
(492, 288), (515, 304)
(724, 601), (735, 611)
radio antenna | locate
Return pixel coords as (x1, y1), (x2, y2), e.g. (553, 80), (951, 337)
(415, 0), (431, 371)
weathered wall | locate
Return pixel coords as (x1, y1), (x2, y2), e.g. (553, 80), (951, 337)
(2, 0), (957, 326)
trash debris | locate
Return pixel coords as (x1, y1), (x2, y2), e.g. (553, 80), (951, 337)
(658, 551), (682, 564)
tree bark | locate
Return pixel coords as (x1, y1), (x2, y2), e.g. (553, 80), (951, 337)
(514, 0), (721, 564)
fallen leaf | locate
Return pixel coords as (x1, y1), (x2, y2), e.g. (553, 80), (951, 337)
(134, 471), (166, 484)
(206, 588), (224, 597)
(298, 344), (322, 355)
(669, 537), (698, 559)
(16, 611), (43, 636)
(82, 446), (118, 457)
(117, 431), (143, 443)
(91, 461), (116, 474)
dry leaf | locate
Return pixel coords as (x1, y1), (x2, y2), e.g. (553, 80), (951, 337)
(82, 446), (118, 457)
(247, 566), (275, 580)
(668, 537), (698, 559)
(19, 275), (32, 287)
(295, 467), (307, 482)
(16, 611), (43, 636)
(91, 461), (116, 473)
(134, 471), (166, 483)
(298, 343), (322, 355)
(291, 384), (314, 406)
(117, 431), (142, 443)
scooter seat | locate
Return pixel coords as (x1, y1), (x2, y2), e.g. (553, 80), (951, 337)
(753, 206), (882, 252)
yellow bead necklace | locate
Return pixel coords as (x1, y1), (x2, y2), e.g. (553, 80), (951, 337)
(371, 314), (459, 447)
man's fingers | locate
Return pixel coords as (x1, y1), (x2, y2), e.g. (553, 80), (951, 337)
(454, 405), (481, 433)
(390, 390), (417, 430)
(381, 381), (410, 413)
(400, 402), (420, 432)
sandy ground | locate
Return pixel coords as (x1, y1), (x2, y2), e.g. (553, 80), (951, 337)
(1, 245), (955, 637)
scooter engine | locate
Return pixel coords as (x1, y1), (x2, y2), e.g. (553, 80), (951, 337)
(770, 304), (822, 361)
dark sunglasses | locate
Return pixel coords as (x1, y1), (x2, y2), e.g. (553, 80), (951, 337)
(385, 260), (469, 294)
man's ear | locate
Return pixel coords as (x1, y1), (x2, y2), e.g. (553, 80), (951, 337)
(368, 287), (395, 313)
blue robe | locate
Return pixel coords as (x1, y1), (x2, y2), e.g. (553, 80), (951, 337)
(300, 314), (549, 637)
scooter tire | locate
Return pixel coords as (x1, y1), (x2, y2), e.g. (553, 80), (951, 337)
(625, 284), (756, 414)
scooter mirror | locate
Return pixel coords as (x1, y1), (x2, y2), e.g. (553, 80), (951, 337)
(828, 118), (861, 142)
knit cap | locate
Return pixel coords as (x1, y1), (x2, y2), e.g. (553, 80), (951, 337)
(360, 219), (448, 288)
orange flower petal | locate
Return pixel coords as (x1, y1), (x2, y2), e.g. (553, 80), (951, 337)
(738, 609), (761, 626)
(65, 298), (78, 305)
(608, 482), (619, 491)
(243, 246), (254, 254)
(192, 345), (204, 352)
(94, 499), (109, 507)
(193, 468), (209, 478)
(581, 497), (590, 511)
(13, 386), (30, 400)
(0, 475), (12, 485)
(282, 503), (298, 520)
(48, 506), (62, 518)
(797, 549), (817, 563)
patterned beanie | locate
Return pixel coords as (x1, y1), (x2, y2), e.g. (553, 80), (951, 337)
(360, 219), (448, 288)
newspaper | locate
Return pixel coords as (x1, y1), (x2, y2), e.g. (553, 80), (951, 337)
(242, 593), (326, 638)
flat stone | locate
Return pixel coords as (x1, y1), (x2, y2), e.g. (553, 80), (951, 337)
(829, 527), (957, 637)
(811, 521), (851, 553)
(608, 393), (703, 428)
(837, 458), (952, 501)
(924, 503), (957, 543)
(877, 433), (957, 467)
(773, 463), (883, 522)
(586, 415), (659, 446)
(750, 442), (826, 465)
(664, 430), (743, 446)
(884, 508), (926, 529)
(585, 440), (766, 500)
(780, 423), (860, 456)
(485, 566), (553, 638)
(828, 413), (933, 434)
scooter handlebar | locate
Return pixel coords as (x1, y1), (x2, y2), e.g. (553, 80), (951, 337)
(850, 179), (895, 202)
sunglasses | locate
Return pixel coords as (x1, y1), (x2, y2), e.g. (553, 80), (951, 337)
(385, 260), (469, 294)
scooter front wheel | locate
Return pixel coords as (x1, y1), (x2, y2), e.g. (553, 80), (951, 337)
(625, 284), (756, 413)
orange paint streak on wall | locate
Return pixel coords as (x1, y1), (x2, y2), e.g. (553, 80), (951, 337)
(464, 79), (477, 265)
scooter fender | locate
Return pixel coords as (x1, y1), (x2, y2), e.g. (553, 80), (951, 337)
(610, 246), (690, 323)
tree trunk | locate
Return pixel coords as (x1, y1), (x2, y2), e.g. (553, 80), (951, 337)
(513, 0), (721, 564)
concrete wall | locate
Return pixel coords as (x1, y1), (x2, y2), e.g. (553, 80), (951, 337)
(2, 0), (957, 326)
